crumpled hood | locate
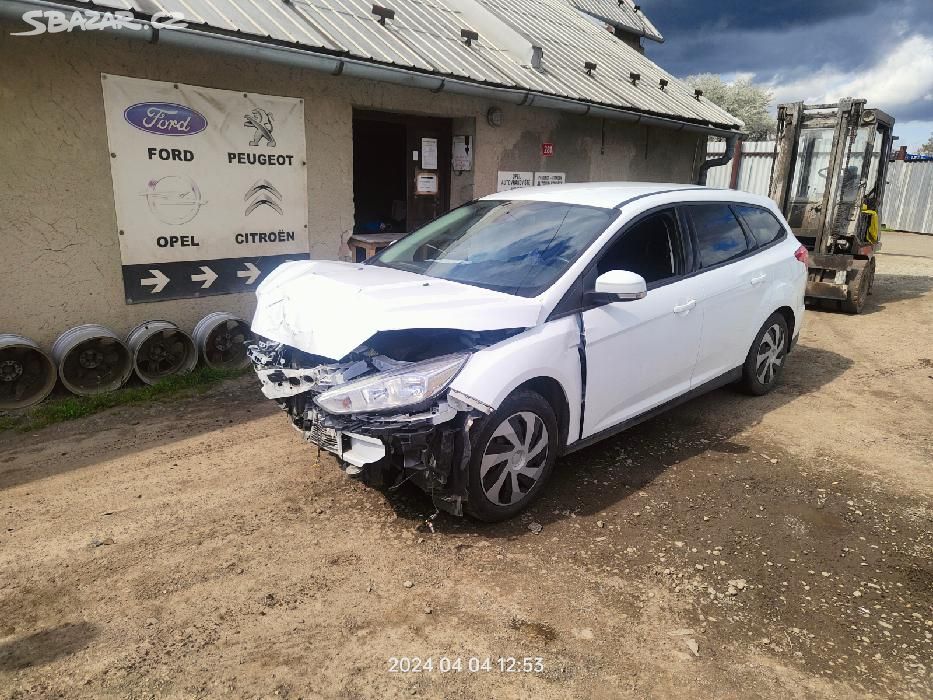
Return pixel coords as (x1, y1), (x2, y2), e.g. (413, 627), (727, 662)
(251, 260), (544, 360)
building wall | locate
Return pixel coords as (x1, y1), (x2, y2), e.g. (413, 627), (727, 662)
(0, 24), (706, 347)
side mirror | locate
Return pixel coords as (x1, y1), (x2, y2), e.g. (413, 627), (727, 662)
(589, 270), (647, 303)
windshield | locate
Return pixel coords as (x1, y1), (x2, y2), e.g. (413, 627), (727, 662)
(368, 200), (615, 297)
(790, 128), (834, 202)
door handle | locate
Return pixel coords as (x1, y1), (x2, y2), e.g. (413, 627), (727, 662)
(750, 273), (767, 286)
(673, 299), (696, 314)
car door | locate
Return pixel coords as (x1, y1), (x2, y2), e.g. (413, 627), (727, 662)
(733, 202), (795, 317)
(581, 208), (705, 437)
(684, 203), (766, 388)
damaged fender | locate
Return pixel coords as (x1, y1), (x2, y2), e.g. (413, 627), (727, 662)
(449, 318), (583, 447)
(246, 325), (540, 516)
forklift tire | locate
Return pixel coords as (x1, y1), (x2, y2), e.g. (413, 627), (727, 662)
(842, 259), (874, 314)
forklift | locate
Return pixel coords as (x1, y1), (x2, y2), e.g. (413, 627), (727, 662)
(768, 99), (895, 313)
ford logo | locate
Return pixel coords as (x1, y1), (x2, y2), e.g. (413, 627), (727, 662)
(123, 102), (207, 136)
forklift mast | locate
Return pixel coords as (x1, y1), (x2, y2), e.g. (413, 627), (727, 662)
(768, 99), (895, 313)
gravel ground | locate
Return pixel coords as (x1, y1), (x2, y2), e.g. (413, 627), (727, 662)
(1, 231), (931, 699)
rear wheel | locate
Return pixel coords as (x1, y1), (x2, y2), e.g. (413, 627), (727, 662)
(465, 390), (558, 522)
(741, 313), (789, 396)
(842, 259), (873, 314)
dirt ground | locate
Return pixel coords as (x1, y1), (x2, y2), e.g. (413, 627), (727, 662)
(1, 231), (931, 700)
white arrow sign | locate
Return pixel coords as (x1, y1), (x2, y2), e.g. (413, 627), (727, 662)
(237, 262), (261, 285)
(140, 269), (169, 294)
(191, 266), (218, 289)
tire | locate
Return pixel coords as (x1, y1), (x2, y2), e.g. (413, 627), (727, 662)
(841, 260), (873, 314)
(464, 389), (559, 522)
(741, 313), (789, 396)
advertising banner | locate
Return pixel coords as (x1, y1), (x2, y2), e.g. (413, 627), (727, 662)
(497, 171), (534, 192)
(101, 74), (309, 303)
(534, 172), (566, 186)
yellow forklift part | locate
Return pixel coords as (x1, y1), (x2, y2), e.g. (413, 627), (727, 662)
(861, 204), (879, 244)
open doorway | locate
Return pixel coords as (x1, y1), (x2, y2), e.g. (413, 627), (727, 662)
(352, 110), (452, 240)
(352, 117), (407, 236)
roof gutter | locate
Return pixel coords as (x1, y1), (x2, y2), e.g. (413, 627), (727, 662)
(696, 133), (739, 185)
(0, 0), (740, 139)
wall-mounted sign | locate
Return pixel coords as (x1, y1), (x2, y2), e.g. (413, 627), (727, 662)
(421, 137), (438, 170)
(415, 172), (439, 195)
(541, 143), (554, 157)
(497, 171), (533, 192)
(534, 172), (566, 186)
(101, 74), (309, 304)
(452, 135), (473, 171)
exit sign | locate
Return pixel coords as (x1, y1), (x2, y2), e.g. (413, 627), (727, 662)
(542, 143), (554, 157)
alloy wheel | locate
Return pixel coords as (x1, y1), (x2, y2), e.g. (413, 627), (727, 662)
(479, 411), (549, 506)
(756, 323), (786, 385)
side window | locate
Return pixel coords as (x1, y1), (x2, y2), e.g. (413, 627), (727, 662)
(596, 209), (684, 285)
(734, 205), (786, 248)
(687, 204), (750, 268)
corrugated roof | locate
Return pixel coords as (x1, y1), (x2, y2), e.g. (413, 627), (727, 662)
(71, 0), (739, 130)
(569, 0), (663, 42)
(475, 0), (730, 124)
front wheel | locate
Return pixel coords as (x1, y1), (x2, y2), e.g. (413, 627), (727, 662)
(741, 313), (789, 396)
(465, 390), (559, 522)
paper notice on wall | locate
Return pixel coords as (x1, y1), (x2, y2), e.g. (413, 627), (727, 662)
(101, 74), (309, 303)
(421, 138), (438, 170)
(452, 135), (472, 171)
(534, 172), (566, 186)
(497, 171), (534, 191)
(415, 172), (439, 195)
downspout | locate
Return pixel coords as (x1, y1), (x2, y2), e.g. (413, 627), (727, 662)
(697, 133), (739, 185)
(0, 0), (742, 140)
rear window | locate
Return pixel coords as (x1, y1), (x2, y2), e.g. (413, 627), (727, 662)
(686, 204), (749, 268)
(735, 205), (786, 248)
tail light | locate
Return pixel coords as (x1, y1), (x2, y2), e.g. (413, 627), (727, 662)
(794, 245), (809, 266)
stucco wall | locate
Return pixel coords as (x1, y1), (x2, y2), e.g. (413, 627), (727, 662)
(0, 23), (705, 347)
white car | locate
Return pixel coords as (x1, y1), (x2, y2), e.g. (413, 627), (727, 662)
(250, 183), (807, 521)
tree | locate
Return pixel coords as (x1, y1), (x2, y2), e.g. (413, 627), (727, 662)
(920, 134), (933, 155)
(684, 73), (776, 140)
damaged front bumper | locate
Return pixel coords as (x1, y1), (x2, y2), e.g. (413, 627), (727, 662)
(248, 339), (488, 516)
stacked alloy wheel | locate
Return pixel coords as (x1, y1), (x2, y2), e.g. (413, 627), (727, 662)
(0, 312), (253, 410)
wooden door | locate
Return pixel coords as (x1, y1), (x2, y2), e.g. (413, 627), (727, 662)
(405, 117), (451, 231)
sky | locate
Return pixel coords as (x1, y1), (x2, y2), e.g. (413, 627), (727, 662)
(642, 0), (933, 151)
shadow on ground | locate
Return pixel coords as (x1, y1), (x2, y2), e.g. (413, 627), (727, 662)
(386, 344), (854, 536)
(0, 379), (275, 491)
(0, 622), (98, 672)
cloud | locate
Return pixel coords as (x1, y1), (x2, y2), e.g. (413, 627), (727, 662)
(642, 0), (933, 143)
(644, 0), (933, 121)
(646, 0), (879, 33)
(765, 35), (933, 122)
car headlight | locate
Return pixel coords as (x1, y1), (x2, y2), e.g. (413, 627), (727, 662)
(314, 353), (469, 415)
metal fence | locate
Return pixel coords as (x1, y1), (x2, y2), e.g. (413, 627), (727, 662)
(884, 160), (933, 234)
(705, 141), (933, 234)
(706, 140), (775, 195)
